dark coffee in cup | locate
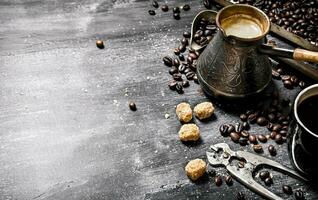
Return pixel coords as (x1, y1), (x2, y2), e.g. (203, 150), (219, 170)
(288, 84), (318, 178)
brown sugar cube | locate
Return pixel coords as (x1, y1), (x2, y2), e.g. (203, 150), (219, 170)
(194, 102), (214, 120)
(185, 159), (207, 181)
(176, 102), (192, 123)
(179, 124), (200, 142)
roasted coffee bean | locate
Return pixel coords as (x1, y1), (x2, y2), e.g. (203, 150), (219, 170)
(237, 191), (246, 200)
(188, 53), (198, 59)
(253, 144), (263, 153)
(178, 64), (186, 73)
(257, 117), (268, 126)
(282, 185), (293, 195)
(272, 69), (281, 79)
(280, 130), (287, 137)
(225, 175), (233, 186)
(183, 31), (191, 38)
(173, 73), (182, 81)
(169, 67), (178, 75)
(168, 80), (177, 90)
(272, 124), (282, 132)
(148, 10), (156, 15)
(283, 80), (293, 89)
(227, 124), (235, 134)
(185, 71), (195, 80)
(267, 113), (276, 122)
(173, 7), (180, 13)
(178, 45), (186, 53)
(239, 138), (248, 146)
(219, 124), (229, 136)
(270, 131), (277, 139)
(259, 171), (270, 180)
(248, 114), (257, 124)
(242, 122), (250, 130)
(230, 132), (240, 143)
(129, 102), (137, 111)
(249, 135), (257, 144)
(268, 145), (277, 156)
(178, 54), (185, 61)
(267, 123), (274, 131)
(174, 48), (180, 55)
(187, 56), (193, 64)
(241, 130), (249, 138)
(182, 4), (191, 11)
(282, 125), (289, 131)
(277, 68), (283, 75)
(203, 0), (212, 9)
(161, 4), (169, 12)
(173, 58), (180, 67)
(299, 81), (306, 89)
(275, 134), (283, 144)
(290, 75), (299, 85)
(96, 40), (105, 49)
(238, 161), (245, 168)
(215, 175), (223, 186)
(264, 177), (273, 186)
(258, 134), (267, 143)
(163, 56), (173, 67)
(295, 189), (305, 200)
(176, 83), (183, 94)
(182, 80), (190, 88)
(240, 114), (248, 121)
(152, 0), (159, 8)
(181, 38), (188, 46)
(235, 122), (243, 132)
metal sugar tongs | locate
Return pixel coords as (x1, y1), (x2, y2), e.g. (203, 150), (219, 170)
(206, 143), (308, 200)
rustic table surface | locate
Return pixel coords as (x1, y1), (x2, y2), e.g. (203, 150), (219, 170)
(0, 0), (317, 199)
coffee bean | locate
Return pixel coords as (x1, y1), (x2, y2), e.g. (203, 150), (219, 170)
(168, 80), (177, 90)
(152, 0), (159, 8)
(242, 122), (250, 130)
(188, 53), (198, 59)
(249, 135), (257, 144)
(181, 38), (188, 46)
(237, 192), (246, 200)
(235, 122), (243, 132)
(280, 130), (287, 137)
(241, 130), (249, 138)
(176, 83), (183, 94)
(253, 144), (263, 153)
(227, 124), (235, 134)
(96, 40), (104, 49)
(295, 189), (305, 200)
(270, 131), (277, 139)
(129, 102), (137, 111)
(173, 7), (180, 13)
(290, 75), (299, 85)
(267, 123), (274, 131)
(299, 81), (306, 89)
(163, 56), (173, 67)
(272, 69), (281, 79)
(283, 80), (293, 89)
(178, 64), (186, 73)
(258, 134), (267, 143)
(173, 73), (182, 81)
(178, 45), (186, 53)
(203, 0), (212, 9)
(282, 185), (293, 195)
(230, 132), (240, 143)
(277, 68), (283, 74)
(272, 124), (282, 132)
(259, 171), (270, 180)
(215, 175), (223, 186)
(182, 80), (190, 88)
(169, 67), (178, 75)
(174, 48), (180, 56)
(161, 5), (169, 12)
(225, 175), (233, 186)
(185, 71), (195, 80)
(240, 114), (248, 121)
(182, 4), (191, 11)
(238, 161), (245, 168)
(148, 10), (156, 15)
(219, 124), (229, 136)
(267, 113), (276, 122)
(178, 54), (185, 61)
(257, 117), (268, 126)
(248, 114), (257, 124)
(275, 134), (283, 144)
(239, 138), (248, 146)
(183, 32), (191, 39)
(173, 13), (180, 20)
(268, 145), (277, 156)
(264, 177), (273, 186)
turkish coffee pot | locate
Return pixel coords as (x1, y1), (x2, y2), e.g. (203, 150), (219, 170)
(197, 4), (318, 100)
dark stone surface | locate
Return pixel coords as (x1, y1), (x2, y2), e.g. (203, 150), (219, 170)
(0, 0), (317, 199)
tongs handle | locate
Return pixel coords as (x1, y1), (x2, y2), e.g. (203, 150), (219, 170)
(227, 165), (283, 200)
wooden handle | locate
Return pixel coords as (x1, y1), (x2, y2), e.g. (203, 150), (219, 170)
(293, 48), (318, 63)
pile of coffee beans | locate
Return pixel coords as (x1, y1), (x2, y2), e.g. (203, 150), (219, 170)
(164, 17), (217, 93)
(238, 0), (318, 45)
(148, 0), (191, 20)
(272, 63), (306, 90)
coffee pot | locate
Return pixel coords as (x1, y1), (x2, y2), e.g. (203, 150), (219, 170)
(197, 4), (318, 100)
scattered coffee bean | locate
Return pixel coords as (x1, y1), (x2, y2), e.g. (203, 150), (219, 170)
(248, 114), (257, 124)
(259, 171), (270, 180)
(227, 124), (235, 134)
(230, 132), (240, 143)
(129, 102), (137, 111)
(237, 191), (246, 200)
(268, 145), (277, 156)
(272, 124), (282, 132)
(96, 40), (104, 49)
(235, 122), (243, 133)
(295, 189), (305, 200)
(178, 45), (186, 53)
(275, 134), (283, 144)
(249, 135), (257, 144)
(148, 10), (156, 15)
(257, 117), (268, 126)
(242, 122), (250, 130)
(152, 0), (159, 8)
(267, 123), (274, 131)
(203, 0), (212, 9)
(168, 80), (177, 90)
(283, 80), (293, 89)
(282, 185), (293, 195)
(240, 130), (249, 138)
(173, 13), (180, 20)
(253, 144), (263, 153)
(183, 31), (191, 38)
(176, 83), (183, 94)
(182, 80), (190, 88)
(225, 175), (233, 186)
(267, 113), (276, 122)
(215, 175), (223, 186)
(239, 138), (248, 146)
(238, 161), (245, 168)
(264, 177), (273, 186)
(290, 76), (299, 85)
(178, 54), (185, 61)
(299, 81), (306, 89)
(272, 69), (281, 79)
(163, 56), (173, 67)
(219, 124), (229, 136)
(240, 114), (248, 121)
(280, 130), (287, 137)
(270, 131), (277, 139)
(173, 73), (182, 81)
(161, 5), (169, 12)
(181, 38), (188, 46)
(182, 4), (191, 11)
(258, 134), (267, 143)
(173, 7), (180, 13)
